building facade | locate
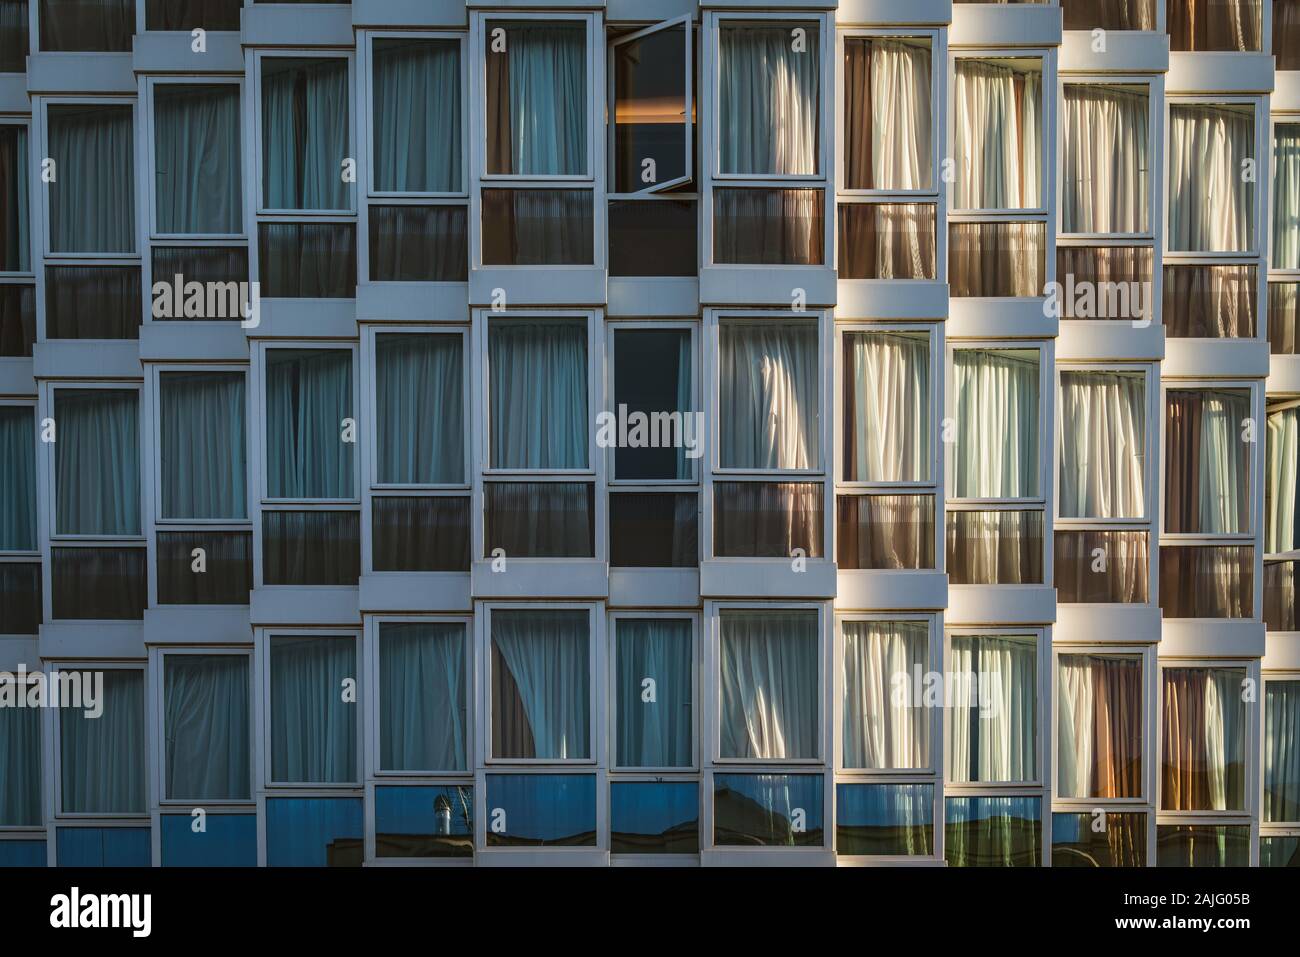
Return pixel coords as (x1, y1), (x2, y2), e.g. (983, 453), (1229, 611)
(0, 0), (1297, 867)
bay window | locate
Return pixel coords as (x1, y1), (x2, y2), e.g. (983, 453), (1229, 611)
(377, 620), (468, 772)
(267, 633), (359, 785)
(58, 668), (146, 814)
(162, 653), (251, 802)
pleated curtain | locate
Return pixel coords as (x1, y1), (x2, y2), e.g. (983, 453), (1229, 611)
(1167, 0), (1262, 51)
(1273, 123), (1300, 269)
(1058, 370), (1146, 518)
(159, 371), (247, 520)
(953, 59), (1040, 209)
(491, 610), (590, 760)
(0, 126), (29, 271)
(489, 320), (587, 470)
(1164, 390), (1251, 534)
(843, 38), (931, 190)
(47, 105), (135, 253)
(1161, 667), (1247, 810)
(1057, 654), (1143, 798)
(1159, 544), (1254, 618)
(372, 38), (462, 192)
(55, 389), (140, 536)
(1168, 104), (1256, 252)
(0, 405), (35, 550)
(1061, 84), (1149, 234)
(720, 321), (819, 470)
(719, 24), (819, 176)
(1266, 405), (1299, 553)
(954, 349), (1040, 498)
(486, 23), (586, 176)
(266, 349), (354, 499)
(947, 635), (1037, 782)
(60, 670), (146, 814)
(719, 611), (819, 760)
(1264, 679), (1300, 822)
(1270, 282), (1299, 354)
(615, 618), (692, 768)
(262, 58), (350, 210)
(375, 333), (463, 485)
(844, 332), (930, 483)
(841, 620), (929, 769)
(0, 705), (40, 825)
(164, 655), (250, 801)
(270, 636), (357, 784)
(154, 83), (242, 234)
(379, 622), (467, 771)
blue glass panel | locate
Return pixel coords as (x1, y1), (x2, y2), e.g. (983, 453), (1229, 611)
(0, 840), (46, 867)
(375, 785), (473, 858)
(161, 814), (256, 867)
(56, 827), (151, 867)
(610, 781), (698, 854)
(944, 796), (1041, 867)
(713, 773), (824, 847)
(265, 797), (363, 867)
(835, 783), (933, 856)
(485, 775), (596, 847)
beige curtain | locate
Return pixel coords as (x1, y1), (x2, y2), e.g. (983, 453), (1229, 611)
(1161, 667), (1248, 810)
(837, 203), (936, 279)
(1269, 282), (1299, 354)
(946, 510), (1044, 584)
(843, 38), (932, 190)
(1054, 529), (1149, 603)
(1159, 545), (1254, 618)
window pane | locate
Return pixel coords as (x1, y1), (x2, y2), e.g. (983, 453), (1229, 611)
(836, 494), (935, 569)
(1051, 811), (1146, 867)
(262, 511), (360, 586)
(613, 328), (693, 480)
(0, 703), (40, 825)
(720, 321), (818, 470)
(844, 331), (929, 482)
(1161, 666), (1247, 810)
(481, 189), (594, 265)
(156, 531), (251, 604)
(375, 785), (473, 859)
(379, 622), (467, 772)
(1280, 0), (1300, 68)
(1057, 654), (1143, 798)
(154, 84), (242, 234)
(1160, 544), (1254, 618)
(0, 285), (35, 357)
(489, 320), (587, 469)
(372, 496), (470, 572)
(608, 199), (697, 276)
(60, 670), (145, 813)
(715, 481), (823, 558)
(612, 22), (687, 192)
(953, 59), (1041, 209)
(56, 827), (150, 867)
(257, 222), (357, 298)
(269, 636), (357, 784)
(1056, 246), (1153, 320)
(262, 57), (350, 210)
(948, 635), (1037, 782)
(484, 482), (594, 558)
(164, 654), (250, 801)
(375, 333), (462, 484)
(837, 203), (936, 279)
(52, 547), (145, 619)
(714, 188), (824, 265)
(1270, 282), (1299, 354)
(836, 783), (933, 856)
(1260, 835), (1300, 866)
(947, 510), (1044, 584)
(1168, 0), (1263, 51)
(842, 620), (929, 769)
(484, 775), (596, 846)
(372, 38), (461, 192)
(1054, 530), (1149, 602)
(0, 406), (35, 550)
(159, 371), (246, 519)
(368, 205), (467, 281)
(949, 222), (1045, 296)
(146, 0), (241, 31)
(1061, 0), (1157, 29)
(714, 773), (824, 847)
(1061, 85), (1149, 234)
(719, 610), (818, 760)
(151, 247), (250, 321)
(609, 492), (697, 567)
(1168, 104), (1255, 252)
(0, 563), (41, 634)
(491, 609), (590, 760)
(1162, 264), (1256, 338)
(615, 618), (692, 768)
(45, 266), (141, 338)
(610, 782), (699, 854)
(1059, 370), (1145, 518)
(944, 796), (1041, 866)
(161, 814), (256, 867)
(0, 0), (29, 72)
(47, 105), (134, 253)
(1265, 680), (1300, 822)
(54, 389), (139, 535)
(1156, 824), (1249, 865)
(843, 38), (931, 190)
(954, 349), (1040, 498)
(719, 23), (819, 176)
(265, 797), (362, 866)
(1274, 124), (1300, 269)
(1265, 560), (1297, 631)
(0, 126), (28, 271)
(1267, 404), (1298, 553)
(1164, 389), (1250, 534)
(266, 348), (354, 499)
(486, 22), (588, 176)
(39, 0), (133, 52)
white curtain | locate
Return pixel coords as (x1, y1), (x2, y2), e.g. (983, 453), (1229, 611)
(1061, 84), (1149, 234)
(1199, 392), (1251, 534)
(1274, 123), (1300, 269)
(954, 349), (1040, 498)
(0, 705), (40, 826)
(266, 349), (354, 500)
(842, 620), (929, 769)
(0, 405), (35, 550)
(720, 321), (819, 470)
(615, 618), (692, 768)
(375, 333), (463, 485)
(844, 332), (930, 483)
(492, 610), (590, 760)
(1162, 667), (1246, 811)
(1058, 370), (1146, 519)
(372, 38), (462, 192)
(55, 388), (140, 535)
(844, 38), (931, 190)
(719, 611), (819, 760)
(262, 57), (350, 210)
(270, 636), (357, 784)
(953, 59), (1041, 210)
(719, 23), (820, 175)
(379, 622), (467, 771)
(1264, 680), (1300, 823)
(1169, 104), (1256, 252)
(1266, 406), (1299, 553)
(60, 670), (145, 814)
(159, 371), (247, 520)
(154, 83), (242, 234)
(164, 655), (250, 801)
(489, 320), (588, 470)
(948, 635), (1037, 783)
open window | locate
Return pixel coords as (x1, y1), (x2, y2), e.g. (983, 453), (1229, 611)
(610, 16), (692, 195)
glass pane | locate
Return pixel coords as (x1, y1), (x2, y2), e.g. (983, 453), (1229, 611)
(257, 222), (357, 298)
(379, 622), (467, 772)
(0, 405), (36, 550)
(0, 1), (29, 72)
(39, 0), (133, 52)
(1161, 666), (1247, 810)
(615, 617), (692, 768)
(160, 814), (256, 867)
(0, 285), (35, 357)
(265, 797), (362, 867)
(1264, 679), (1300, 822)
(484, 775), (597, 846)
(1264, 560), (1297, 631)
(949, 222), (1045, 296)
(613, 22), (687, 191)
(0, 126), (28, 271)
(947, 510), (1045, 584)
(372, 496), (470, 572)
(491, 609), (590, 760)
(0, 563), (41, 634)
(1164, 389), (1251, 534)
(45, 266), (141, 339)
(164, 655), (250, 801)
(613, 328), (694, 479)
(489, 320), (587, 469)
(836, 494), (935, 569)
(368, 205), (467, 281)
(843, 37), (931, 190)
(265, 348), (354, 499)
(843, 331), (929, 481)
(1274, 123), (1299, 269)
(269, 636), (357, 784)
(609, 492), (697, 567)
(159, 371), (247, 519)
(375, 785), (473, 859)
(261, 511), (360, 586)
(47, 105), (134, 253)
(0, 703), (40, 825)
(837, 203), (936, 279)
(154, 84), (242, 234)
(1267, 404), (1298, 553)
(1055, 246), (1153, 321)
(1159, 545), (1254, 618)
(1057, 654), (1143, 797)
(1168, 104), (1256, 252)
(1162, 264), (1257, 338)
(1155, 824), (1249, 865)
(55, 389), (139, 534)
(1061, 84), (1149, 234)
(151, 247), (250, 321)
(51, 547), (145, 619)
(481, 188), (594, 265)
(1168, 0), (1263, 51)
(954, 349), (1040, 498)
(1051, 812), (1146, 866)
(372, 38), (461, 192)
(835, 783), (933, 856)
(714, 188), (824, 265)
(1061, 0), (1158, 29)
(376, 333), (463, 484)
(947, 635), (1038, 782)
(261, 57), (350, 210)
(60, 670), (145, 813)
(1054, 530), (1149, 603)
(720, 320), (818, 470)
(1058, 370), (1146, 518)
(944, 796), (1041, 866)
(1270, 282), (1299, 354)
(714, 481), (823, 558)
(953, 58), (1042, 210)
(484, 482), (594, 558)
(156, 531), (251, 604)
(713, 773), (824, 846)
(608, 199), (697, 276)
(719, 610), (819, 760)
(1260, 835), (1300, 866)
(56, 828), (150, 867)
(1279, 0), (1300, 68)
(842, 620), (929, 769)
(146, 0), (241, 31)
(610, 782), (699, 854)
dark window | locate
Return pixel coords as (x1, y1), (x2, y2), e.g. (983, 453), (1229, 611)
(262, 511), (360, 585)
(609, 492), (696, 567)
(371, 496), (470, 572)
(156, 531), (252, 604)
(51, 547), (146, 619)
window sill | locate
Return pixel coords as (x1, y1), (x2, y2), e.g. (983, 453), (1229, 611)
(700, 558), (837, 599)
(1060, 29), (1169, 75)
(39, 621), (145, 660)
(1168, 51), (1275, 95)
(26, 52), (134, 95)
(700, 265), (836, 308)
(835, 568), (946, 610)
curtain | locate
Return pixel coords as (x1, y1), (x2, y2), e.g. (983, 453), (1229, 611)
(372, 38), (461, 192)
(55, 389), (139, 535)
(720, 321), (818, 470)
(844, 332), (929, 482)
(372, 495), (470, 571)
(837, 203), (936, 279)
(948, 635), (1037, 782)
(1056, 247), (1153, 320)
(1061, 85), (1149, 234)
(159, 372), (246, 520)
(262, 57), (350, 210)
(1164, 389), (1250, 534)
(60, 670), (145, 813)
(949, 222), (1045, 296)
(1168, 0), (1263, 51)
(1058, 370), (1146, 518)
(1161, 667), (1247, 810)
(842, 620), (928, 769)
(486, 23), (586, 176)
(380, 622), (466, 771)
(1168, 104), (1255, 252)
(1061, 0), (1157, 29)
(0, 405), (35, 550)
(1264, 560), (1297, 631)
(368, 205), (467, 282)
(0, 0), (29, 72)
(481, 189), (593, 265)
(51, 546), (146, 619)
(836, 494), (934, 569)
(1057, 654), (1142, 798)
(1266, 406), (1299, 553)
(955, 349), (1039, 498)
(45, 266), (140, 339)
(258, 222), (356, 298)
(0, 284), (35, 356)
(164, 655), (250, 801)
(270, 636), (356, 783)
(155, 84), (242, 233)
(376, 333), (463, 484)
(1265, 680), (1300, 822)
(1162, 265), (1257, 338)
(1279, 0), (1300, 68)
(714, 481), (823, 558)
(0, 563), (40, 634)
(484, 482), (593, 557)
(0, 126), (28, 271)
(1274, 124), (1300, 269)
(261, 510), (359, 585)
(843, 38), (931, 190)
(47, 105), (134, 253)
(489, 320), (587, 469)
(714, 188), (824, 265)
(1159, 545), (1254, 617)
(947, 510), (1044, 584)
(954, 59), (1040, 209)
(1054, 529), (1150, 602)
(615, 618), (692, 768)
(836, 783), (933, 855)
(39, 0), (133, 52)
(491, 609), (590, 759)
(719, 24), (819, 175)
(1271, 282), (1299, 354)
(720, 611), (818, 759)
(266, 349), (353, 499)
(0, 705), (40, 826)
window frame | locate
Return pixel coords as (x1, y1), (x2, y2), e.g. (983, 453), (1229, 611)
(1260, 671), (1300, 838)
(0, 398), (40, 640)
(1269, 110), (1300, 280)
(607, 609), (700, 773)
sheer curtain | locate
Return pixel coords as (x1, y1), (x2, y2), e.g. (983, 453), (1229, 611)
(954, 350), (1040, 498)
(615, 618), (692, 768)
(489, 320), (587, 469)
(837, 203), (937, 279)
(1162, 667), (1247, 810)
(266, 349), (354, 499)
(947, 510), (1045, 584)
(262, 58), (350, 210)
(261, 510), (360, 585)
(948, 635), (1037, 782)
(1264, 680), (1300, 822)
(1168, 105), (1255, 252)
(491, 609), (590, 759)
(376, 333), (463, 484)
(481, 188), (593, 265)
(720, 321), (819, 470)
(486, 23), (586, 176)
(1266, 405), (1299, 553)
(1273, 124), (1300, 269)
(1058, 371), (1146, 518)
(159, 372), (246, 520)
(720, 611), (819, 759)
(270, 636), (357, 783)
(1165, 390), (1251, 534)
(719, 24), (819, 175)
(0, 126), (28, 271)
(1279, 0), (1300, 68)
(0, 0), (28, 73)
(372, 38), (461, 192)
(713, 188), (824, 265)
(164, 655), (250, 801)
(379, 622), (466, 771)
(944, 796), (1041, 866)
(39, 0), (133, 52)
(1061, 85), (1149, 233)
(61, 670), (145, 813)
(258, 222), (357, 298)
(0, 706), (40, 825)
(1162, 264), (1257, 337)
(1055, 529), (1149, 602)
(844, 332), (930, 482)
(713, 481), (823, 557)
(1160, 544), (1254, 617)
(55, 389), (139, 535)
(842, 620), (929, 769)
(953, 59), (1041, 209)
(843, 38), (931, 189)
(1270, 282), (1299, 354)
(837, 493), (935, 569)
(47, 105), (134, 253)
(0, 406), (35, 550)
(154, 84), (242, 233)
(1057, 654), (1142, 798)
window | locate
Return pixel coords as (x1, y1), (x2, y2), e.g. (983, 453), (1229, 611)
(836, 783), (933, 856)
(1168, 104), (1256, 253)
(161, 814), (256, 867)
(159, 372), (246, 520)
(45, 265), (141, 339)
(0, 1), (28, 72)
(46, 104), (135, 254)
(375, 785), (473, 859)
(59, 669), (145, 814)
(1057, 654), (1144, 798)
(1052, 811), (1146, 866)
(260, 57), (351, 212)
(1264, 559), (1297, 631)
(145, 0), (241, 31)
(264, 348), (354, 500)
(610, 781), (699, 854)
(377, 621), (467, 772)
(38, 0), (133, 52)
(1279, 0), (1300, 68)
(56, 827), (150, 866)
(163, 654), (251, 801)
(1061, 0), (1157, 29)
(841, 620), (929, 769)
(265, 797), (362, 866)
(1264, 679), (1300, 824)
(714, 773), (824, 846)
(1167, 0), (1262, 51)
(153, 84), (242, 235)
(0, 284), (35, 356)
(614, 617), (693, 768)
(258, 221), (356, 299)
(0, 687), (40, 825)
(1061, 85), (1150, 236)
(1274, 123), (1299, 271)
(0, 562), (40, 634)
(718, 609), (819, 760)
(1160, 666), (1247, 811)
(0, 405), (36, 553)
(947, 634), (1038, 783)
(1156, 824), (1249, 865)
(1266, 400), (1298, 557)
(944, 796), (1041, 866)
(268, 635), (358, 784)
(489, 609), (591, 760)
(1163, 264), (1257, 337)
(1268, 281), (1298, 353)
(484, 774), (596, 847)
(1, 125), (29, 273)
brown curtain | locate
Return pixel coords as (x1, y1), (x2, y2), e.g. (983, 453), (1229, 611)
(946, 510), (1044, 584)
(1269, 282), (1299, 354)
(837, 494), (935, 569)
(843, 39), (872, 189)
(485, 40), (512, 174)
(1159, 545), (1254, 617)
(714, 189), (824, 266)
(491, 643), (535, 759)
(1054, 529), (1149, 602)
(1162, 264), (1257, 338)
(838, 204), (936, 279)
(1056, 247), (1153, 320)
(1167, 0), (1262, 51)
(1264, 561), (1297, 631)
(1062, 0), (1158, 30)
(1163, 391), (1203, 533)
(949, 222), (1045, 296)
(714, 481), (823, 558)
(1279, 0), (1300, 69)
(1065, 655), (1143, 798)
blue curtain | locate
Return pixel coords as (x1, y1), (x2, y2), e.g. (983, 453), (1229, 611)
(154, 83), (242, 233)
(159, 371), (246, 519)
(164, 655), (250, 801)
(266, 349), (353, 499)
(270, 636), (356, 784)
(375, 333), (462, 484)
(55, 389), (140, 536)
(379, 622), (467, 771)
(60, 670), (146, 814)
(372, 38), (461, 192)
(487, 23), (586, 176)
(0, 704), (40, 826)
(615, 618), (692, 768)
(48, 104), (134, 253)
(262, 57), (350, 210)
(0, 405), (35, 549)
(489, 320), (587, 469)
(491, 609), (590, 760)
